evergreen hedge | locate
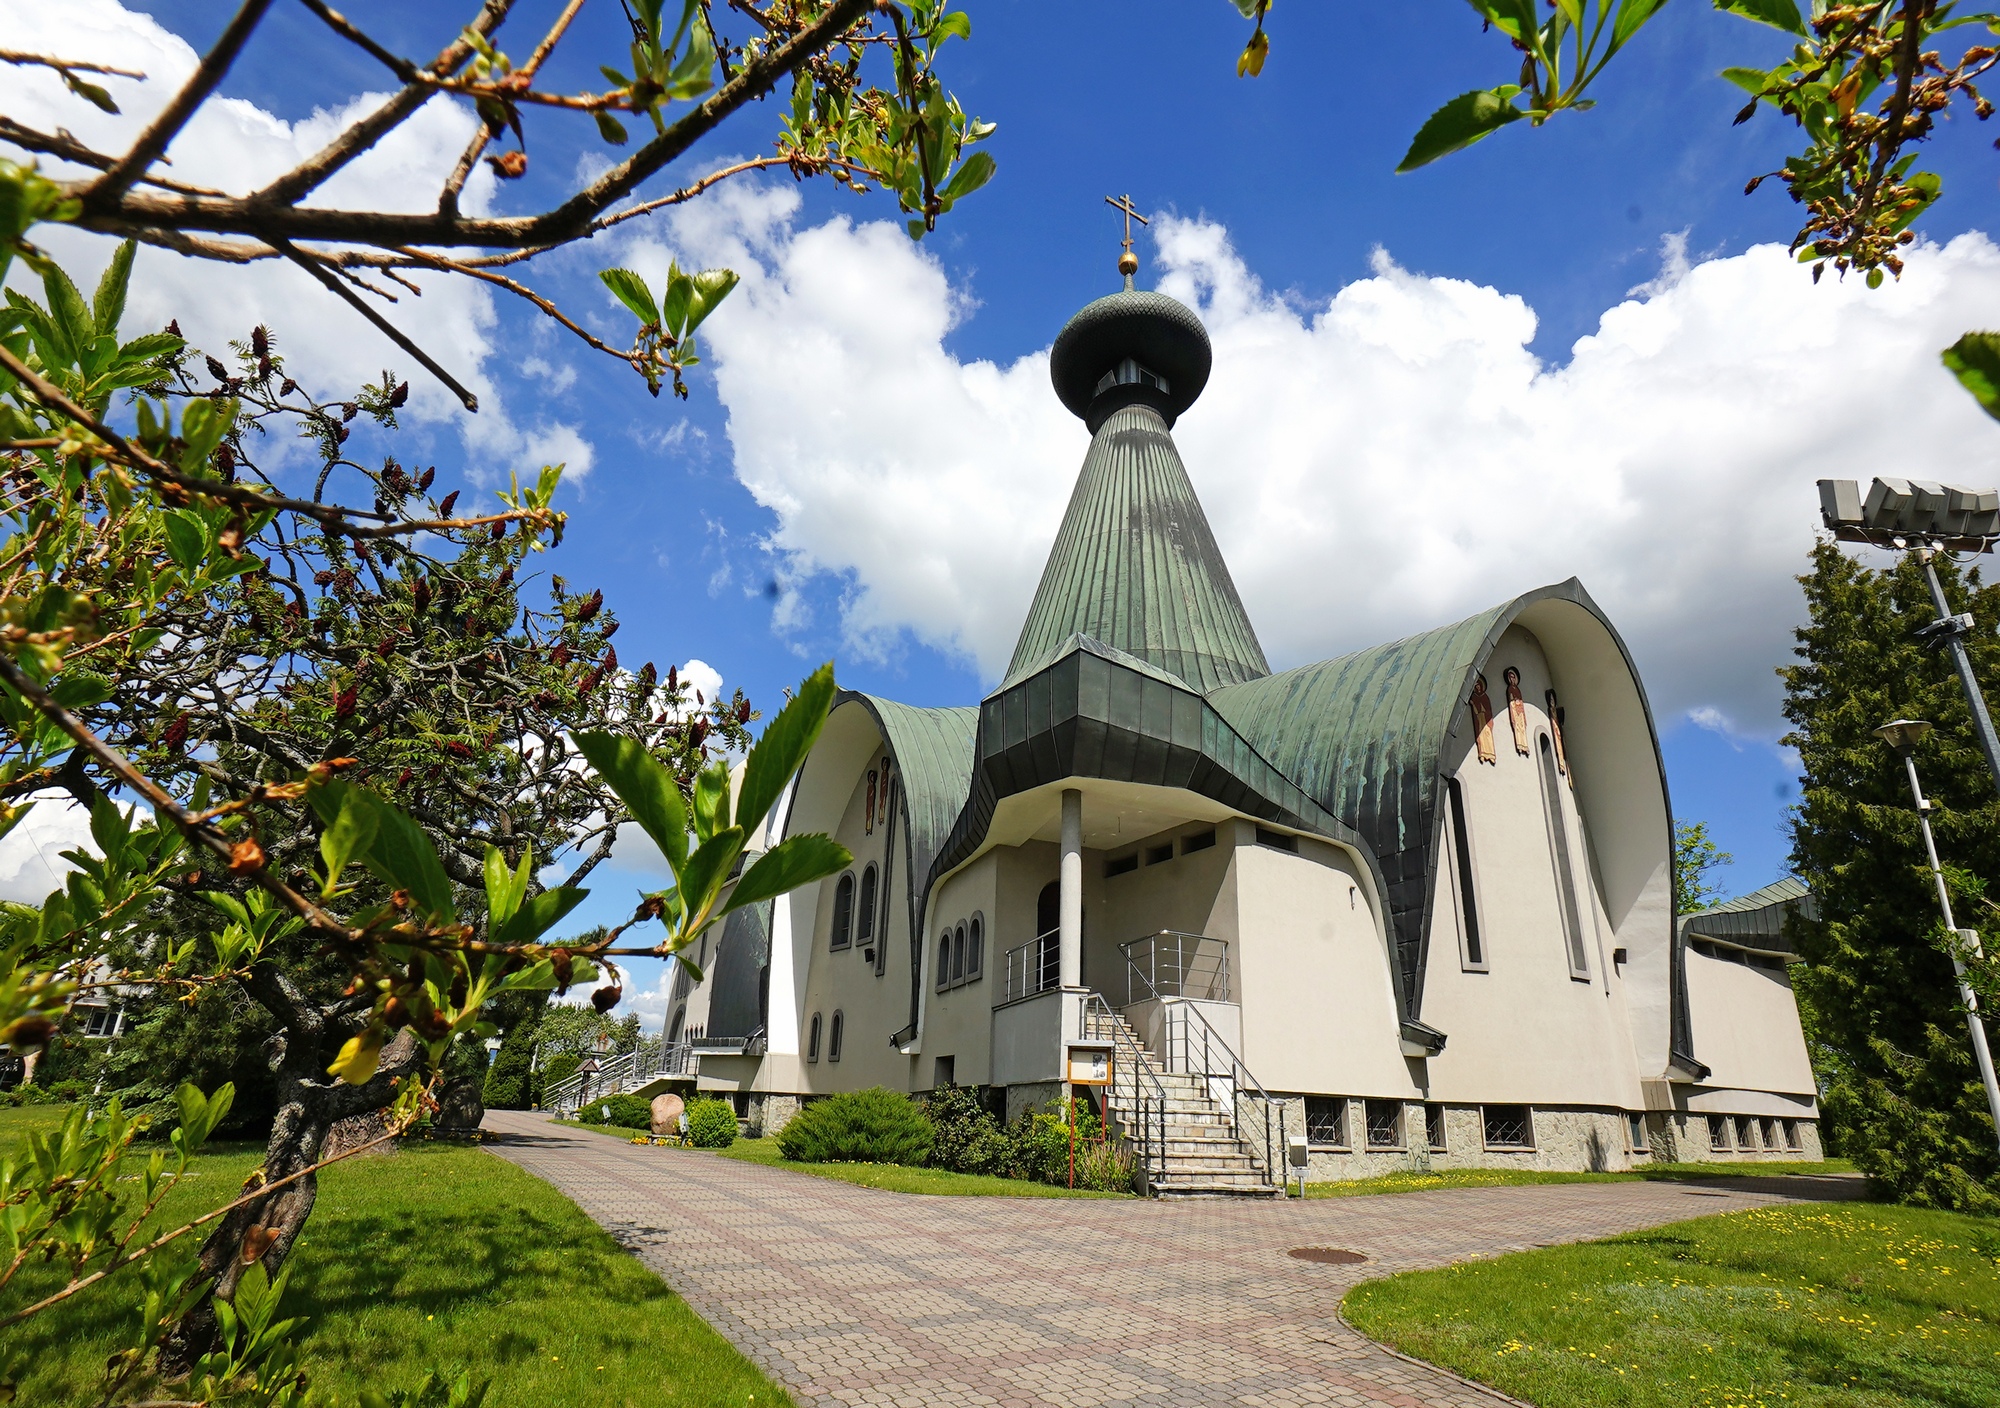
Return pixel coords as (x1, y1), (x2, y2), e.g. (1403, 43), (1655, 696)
(686, 1098), (739, 1148)
(777, 1087), (932, 1165)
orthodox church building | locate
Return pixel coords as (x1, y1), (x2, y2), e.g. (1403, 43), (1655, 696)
(672, 257), (1820, 1190)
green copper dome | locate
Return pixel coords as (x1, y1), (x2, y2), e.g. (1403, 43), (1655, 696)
(1049, 289), (1212, 432)
(1004, 395), (1269, 694)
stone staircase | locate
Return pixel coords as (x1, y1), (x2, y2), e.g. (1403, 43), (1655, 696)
(1089, 1006), (1280, 1198)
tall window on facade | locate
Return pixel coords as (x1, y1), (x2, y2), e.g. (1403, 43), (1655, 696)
(857, 864), (878, 948)
(807, 1012), (822, 1062)
(667, 1005), (685, 1044)
(1538, 734), (1589, 979)
(937, 932), (952, 992)
(1445, 776), (1485, 970)
(967, 915), (984, 978)
(953, 922), (967, 983)
(830, 873), (855, 950)
(829, 1010), (844, 1062)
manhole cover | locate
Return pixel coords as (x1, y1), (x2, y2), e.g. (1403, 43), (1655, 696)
(1289, 1246), (1368, 1265)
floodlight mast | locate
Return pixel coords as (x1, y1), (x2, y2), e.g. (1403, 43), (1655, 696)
(1819, 478), (2000, 800)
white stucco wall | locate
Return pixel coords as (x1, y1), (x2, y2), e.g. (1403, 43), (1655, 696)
(1682, 948), (1819, 1098)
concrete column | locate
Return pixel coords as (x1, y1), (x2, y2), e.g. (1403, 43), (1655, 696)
(1059, 788), (1083, 989)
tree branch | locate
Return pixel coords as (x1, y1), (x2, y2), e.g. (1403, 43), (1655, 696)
(84, 0), (276, 209)
(278, 238), (480, 411)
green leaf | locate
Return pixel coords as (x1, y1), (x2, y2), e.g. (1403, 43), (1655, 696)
(308, 781), (454, 921)
(939, 150), (996, 205)
(735, 662), (836, 838)
(161, 510), (207, 572)
(39, 260), (91, 363)
(678, 826), (744, 920)
(319, 791), (378, 896)
(594, 111), (630, 145)
(724, 833), (851, 913)
(493, 885), (589, 948)
(1397, 86), (1525, 172)
(692, 759), (730, 841)
(1611, 0), (1669, 49)
(681, 268), (739, 335)
(50, 670), (111, 710)
(1942, 332), (2000, 424)
(1473, 0), (1549, 65)
(598, 267), (659, 324)
(92, 239), (136, 338)
(661, 262), (692, 335)
(574, 732), (689, 874)
(482, 843), (532, 927)
(1714, 0), (1806, 35)
(116, 330), (182, 363)
(933, 9), (972, 44)
(1721, 65), (1773, 95)
(88, 793), (131, 858)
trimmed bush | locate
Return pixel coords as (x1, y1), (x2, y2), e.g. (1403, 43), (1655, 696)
(686, 1098), (738, 1148)
(777, 1087), (932, 1166)
(578, 1093), (653, 1130)
(924, 1084), (1008, 1175)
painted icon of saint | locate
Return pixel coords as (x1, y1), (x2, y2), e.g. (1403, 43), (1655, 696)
(1546, 689), (1571, 780)
(1470, 674), (1496, 766)
(1504, 666), (1530, 757)
(865, 769), (878, 834)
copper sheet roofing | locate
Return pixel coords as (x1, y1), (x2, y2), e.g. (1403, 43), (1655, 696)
(1005, 403), (1269, 695)
(840, 693), (980, 907)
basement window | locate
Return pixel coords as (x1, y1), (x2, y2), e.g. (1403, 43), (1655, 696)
(1364, 1100), (1403, 1149)
(1255, 828), (1298, 853)
(1181, 829), (1216, 855)
(1482, 1105), (1534, 1150)
(1305, 1097), (1348, 1149)
(1783, 1119), (1802, 1151)
(1105, 854), (1139, 878)
(1735, 1115), (1758, 1150)
(1627, 1113), (1649, 1153)
(1425, 1104), (1447, 1153)
(1707, 1114), (1731, 1151)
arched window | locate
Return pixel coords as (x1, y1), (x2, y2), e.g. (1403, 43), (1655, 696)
(830, 872), (855, 950)
(857, 863), (878, 950)
(1446, 775), (1486, 971)
(937, 932), (952, 992)
(1539, 734), (1589, 979)
(829, 1010), (844, 1062)
(1036, 881), (1060, 937)
(953, 922), (967, 982)
(667, 1004), (686, 1044)
(967, 914), (984, 979)
(807, 1011), (822, 1062)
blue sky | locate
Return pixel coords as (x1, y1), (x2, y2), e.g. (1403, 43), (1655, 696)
(16, 2), (2000, 1017)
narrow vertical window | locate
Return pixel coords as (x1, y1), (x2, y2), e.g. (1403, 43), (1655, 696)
(967, 915), (984, 978)
(857, 863), (878, 948)
(1446, 775), (1485, 970)
(830, 872), (854, 950)
(807, 1012), (822, 1063)
(1539, 735), (1589, 979)
(953, 922), (967, 983)
(829, 1010), (844, 1062)
(937, 933), (951, 992)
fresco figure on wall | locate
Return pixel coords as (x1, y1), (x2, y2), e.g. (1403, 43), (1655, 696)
(1546, 689), (1571, 780)
(1504, 666), (1530, 757)
(1469, 674), (1496, 766)
(865, 769), (878, 834)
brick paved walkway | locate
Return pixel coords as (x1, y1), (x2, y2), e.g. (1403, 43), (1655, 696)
(482, 1111), (1860, 1408)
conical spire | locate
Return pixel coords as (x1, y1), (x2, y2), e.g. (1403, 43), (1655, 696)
(1006, 284), (1268, 692)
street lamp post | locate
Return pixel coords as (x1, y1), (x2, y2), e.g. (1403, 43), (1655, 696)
(1875, 718), (2000, 1153)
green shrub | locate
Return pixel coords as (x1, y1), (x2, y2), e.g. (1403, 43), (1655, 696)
(924, 1084), (1008, 1175)
(578, 1093), (653, 1130)
(686, 1098), (738, 1149)
(535, 1051), (580, 1107)
(777, 1087), (932, 1166)
(1006, 1107), (1114, 1186)
(1071, 1136), (1135, 1192)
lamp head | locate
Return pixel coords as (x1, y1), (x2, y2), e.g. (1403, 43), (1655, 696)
(1876, 718), (1933, 755)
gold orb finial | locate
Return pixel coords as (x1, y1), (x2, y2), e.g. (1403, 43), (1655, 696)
(1105, 193), (1147, 288)
(1118, 249), (1139, 278)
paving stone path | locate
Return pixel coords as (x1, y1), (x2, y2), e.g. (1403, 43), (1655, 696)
(482, 1110), (1861, 1408)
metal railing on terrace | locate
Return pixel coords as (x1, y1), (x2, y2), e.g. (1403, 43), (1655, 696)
(542, 1037), (695, 1116)
(997, 929), (1060, 1006)
(1121, 931), (1230, 1005)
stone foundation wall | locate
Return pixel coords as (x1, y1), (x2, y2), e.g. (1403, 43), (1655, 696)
(1295, 1100), (1822, 1183)
(1004, 1081), (1063, 1124)
(746, 1092), (802, 1138)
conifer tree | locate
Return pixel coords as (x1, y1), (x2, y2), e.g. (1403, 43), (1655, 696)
(1783, 541), (2000, 1210)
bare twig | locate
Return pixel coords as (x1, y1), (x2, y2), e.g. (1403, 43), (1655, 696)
(0, 117), (229, 198)
(0, 50), (147, 80)
(84, 0), (276, 208)
(273, 238), (479, 411)
(293, 0), (420, 83)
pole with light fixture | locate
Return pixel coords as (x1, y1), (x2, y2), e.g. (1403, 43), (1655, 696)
(1874, 718), (2000, 1152)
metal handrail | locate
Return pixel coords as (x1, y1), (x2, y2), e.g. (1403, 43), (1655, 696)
(997, 928), (1061, 1005)
(1121, 932), (1230, 1005)
(1162, 999), (1286, 1189)
(1080, 992), (1170, 1193)
(542, 1038), (696, 1115)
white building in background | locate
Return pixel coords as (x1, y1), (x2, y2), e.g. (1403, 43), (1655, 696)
(667, 274), (1821, 1193)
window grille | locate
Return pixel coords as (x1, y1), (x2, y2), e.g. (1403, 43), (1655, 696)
(1735, 1115), (1758, 1150)
(1482, 1105), (1534, 1149)
(807, 1012), (822, 1063)
(1305, 1096), (1347, 1147)
(1538, 735), (1589, 978)
(1365, 1100), (1403, 1149)
(1425, 1103), (1447, 1152)
(830, 873), (854, 950)
(857, 864), (877, 948)
(1783, 1119), (1802, 1151)
(1707, 1114), (1731, 1151)
(1446, 776), (1485, 969)
(828, 1010), (844, 1063)
(1761, 1118), (1780, 1150)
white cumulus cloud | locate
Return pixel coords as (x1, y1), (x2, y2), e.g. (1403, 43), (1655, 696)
(658, 189), (2000, 735)
(0, 0), (593, 484)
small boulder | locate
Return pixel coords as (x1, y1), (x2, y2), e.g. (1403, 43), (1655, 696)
(434, 1076), (485, 1131)
(650, 1092), (686, 1136)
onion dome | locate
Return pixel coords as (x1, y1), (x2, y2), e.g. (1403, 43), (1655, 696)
(1049, 290), (1211, 433)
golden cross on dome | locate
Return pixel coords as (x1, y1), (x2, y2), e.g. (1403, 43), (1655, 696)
(1105, 193), (1148, 286)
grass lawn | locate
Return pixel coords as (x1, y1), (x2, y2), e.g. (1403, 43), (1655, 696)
(0, 1109), (789, 1408)
(1302, 1159), (1854, 1198)
(713, 1135), (1130, 1198)
(1344, 1201), (2000, 1408)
